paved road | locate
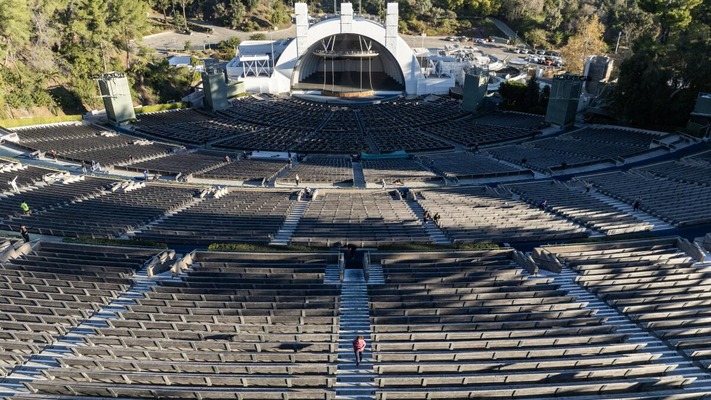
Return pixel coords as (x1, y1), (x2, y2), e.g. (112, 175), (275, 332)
(142, 18), (516, 64)
(143, 22), (297, 53)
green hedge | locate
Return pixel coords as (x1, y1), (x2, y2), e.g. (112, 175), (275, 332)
(186, 21), (213, 34)
(0, 232), (22, 239)
(135, 102), (189, 114)
(208, 243), (330, 252)
(569, 232), (660, 244)
(377, 242), (500, 251)
(0, 115), (82, 128)
(63, 237), (168, 249)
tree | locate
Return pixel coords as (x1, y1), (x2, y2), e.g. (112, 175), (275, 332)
(498, 80), (527, 111)
(110, 0), (150, 65)
(151, 0), (172, 23)
(0, 0), (31, 68)
(463, 0), (501, 16)
(606, 3), (658, 53)
(560, 14), (607, 74)
(218, 0), (245, 29)
(500, 0), (544, 22)
(543, 0), (563, 31)
(525, 28), (548, 49)
(176, 0), (189, 32)
(270, 0), (290, 26)
(27, 0), (62, 74)
(614, 37), (674, 126)
(639, 0), (702, 43)
(63, 0), (113, 75)
(524, 75), (541, 110)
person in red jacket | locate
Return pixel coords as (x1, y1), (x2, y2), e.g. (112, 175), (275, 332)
(352, 335), (366, 366)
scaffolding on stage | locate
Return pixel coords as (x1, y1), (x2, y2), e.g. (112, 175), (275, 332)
(315, 35), (378, 92)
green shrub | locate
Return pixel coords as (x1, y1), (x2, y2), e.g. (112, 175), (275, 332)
(63, 237), (168, 249)
(135, 102), (189, 114)
(569, 232), (660, 243)
(377, 242), (500, 251)
(0, 232), (22, 239)
(208, 243), (329, 252)
(0, 115), (83, 128)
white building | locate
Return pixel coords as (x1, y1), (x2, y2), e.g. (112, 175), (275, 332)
(227, 3), (454, 96)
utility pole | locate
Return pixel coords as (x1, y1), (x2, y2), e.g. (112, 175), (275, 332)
(614, 31), (622, 54)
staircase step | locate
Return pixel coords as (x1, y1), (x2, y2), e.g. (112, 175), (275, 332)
(336, 269), (373, 398)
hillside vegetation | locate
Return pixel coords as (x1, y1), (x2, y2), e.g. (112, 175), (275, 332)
(0, 0), (708, 129)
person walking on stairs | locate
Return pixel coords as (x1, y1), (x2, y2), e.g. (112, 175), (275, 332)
(20, 200), (31, 216)
(20, 225), (30, 243)
(352, 335), (366, 367)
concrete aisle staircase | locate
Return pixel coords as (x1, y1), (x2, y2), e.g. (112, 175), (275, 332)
(587, 190), (675, 231)
(0, 258), (177, 397)
(125, 196), (207, 238)
(336, 269), (375, 400)
(270, 200), (309, 245)
(407, 200), (451, 245)
(554, 268), (711, 391)
(352, 162), (366, 188)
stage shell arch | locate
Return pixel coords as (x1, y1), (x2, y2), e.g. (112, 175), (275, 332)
(272, 15), (422, 94)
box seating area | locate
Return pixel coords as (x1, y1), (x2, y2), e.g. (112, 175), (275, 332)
(10, 123), (181, 167)
(195, 158), (288, 182)
(296, 130), (369, 153)
(356, 97), (469, 130)
(530, 134), (650, 160)
(420, 119), (537, 147)
(486, 128), (659, 171)
(689, 150), (711, 163)
(567, 127), (660, 147)
(134, 109), (213, 126)
(582, 171), (711, 226)
(0, 176), (117, 219)
(367, 128), (453, 153)
(296, 108), (369, 153)
(0, 242), (158, 378)
(417, 187), (588, 243)
(321, 108), (359, 133)
(0, 164), (55, 193)
(215, 126), (313, 152)
(279, 157), (353, 185)
(362, 159), (439, 184)
(221, 96), (329, 129)
(419, 151), (525, 179)
(290, 190), (430, 247)
(7, 184), (196, 238)
(22, 252), (339, 399)
(16, 134), (133, 156)
(505, 181), (654, 235)
(135, 189), (294, 245)
(59, 142), (178, 167)
(212, 97), (468, 153)
(120, 151), (228, 176)
(13, 123), (108, 142)
(486, 143), (597, 171)
(635, 160), (711, 187)
(545, 239), (711, 371)
(368, 250), (699, 400)
(136, 119), (258, 145)
(471, 111), (544, 129)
